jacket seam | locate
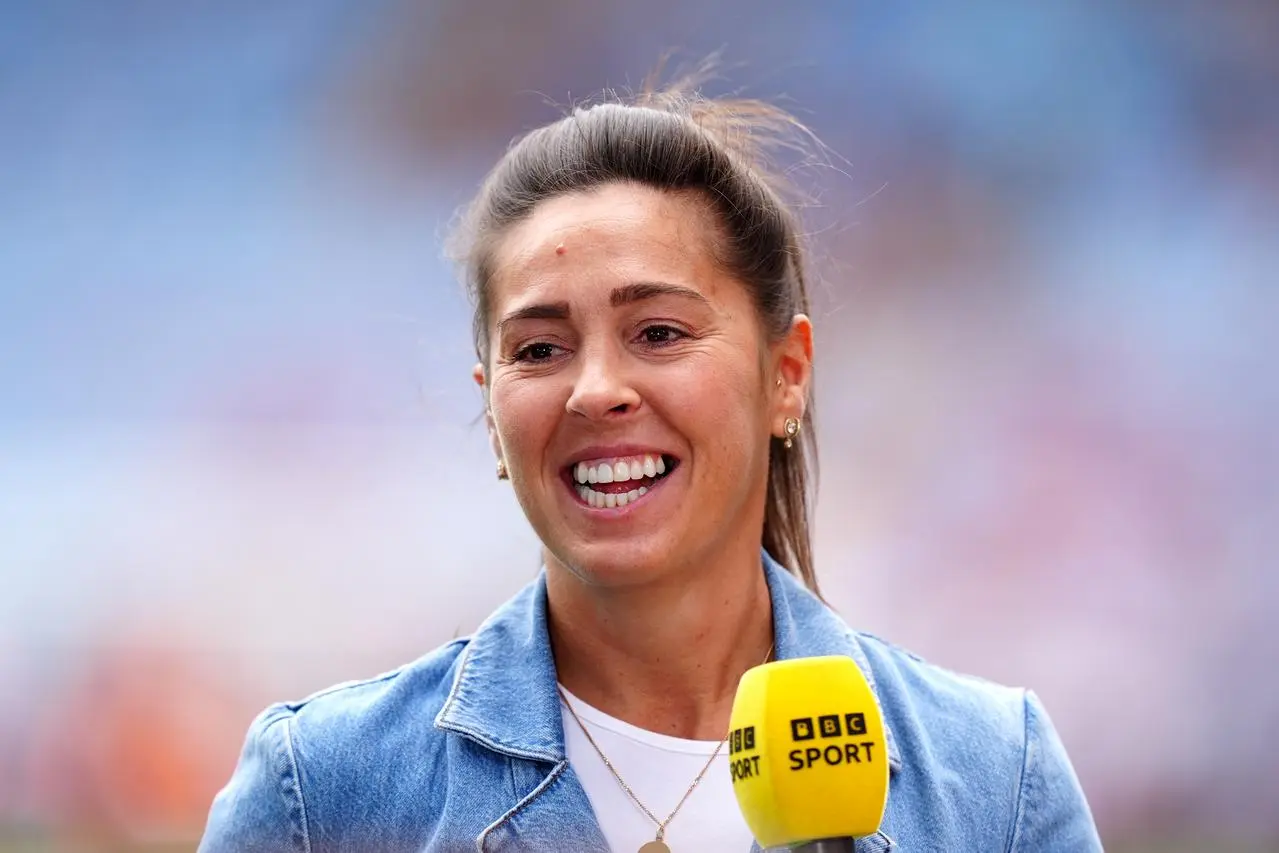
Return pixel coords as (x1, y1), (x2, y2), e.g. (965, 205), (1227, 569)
(475, 758), (570, 852)
(284, 639), (468, 714)
(281, 715), (313, 853)
(286, 668), (405, 710)
(1004, 689), (1032, 853)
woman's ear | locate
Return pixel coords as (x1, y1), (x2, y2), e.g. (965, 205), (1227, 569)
(473, 363), (504, 463)
(771, 314), (814, 430)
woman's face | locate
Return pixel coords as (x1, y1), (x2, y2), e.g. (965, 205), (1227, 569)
(478, 183), (808, 586)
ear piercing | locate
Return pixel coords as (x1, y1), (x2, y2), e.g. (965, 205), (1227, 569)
(783, 417), (801, 449)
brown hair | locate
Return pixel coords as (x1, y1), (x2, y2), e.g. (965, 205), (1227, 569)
(449, 72), (823, 595)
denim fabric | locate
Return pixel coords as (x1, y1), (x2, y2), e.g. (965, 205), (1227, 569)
(199, 553), (1102, 852)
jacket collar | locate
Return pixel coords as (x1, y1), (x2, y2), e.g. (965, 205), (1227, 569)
(436, 550), (902, 773)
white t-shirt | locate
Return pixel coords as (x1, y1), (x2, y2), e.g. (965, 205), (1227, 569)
(559, 685), (756, 853)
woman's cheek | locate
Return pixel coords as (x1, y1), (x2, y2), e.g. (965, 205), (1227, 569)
(493, 380), (557, 449)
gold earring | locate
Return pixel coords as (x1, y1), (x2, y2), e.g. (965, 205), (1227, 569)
(775, 377), (783, 388)
(783, 417), (801, 449)
(496, 459), (509, 480)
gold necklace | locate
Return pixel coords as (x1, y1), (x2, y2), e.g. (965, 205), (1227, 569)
(557, 644), (774, 853)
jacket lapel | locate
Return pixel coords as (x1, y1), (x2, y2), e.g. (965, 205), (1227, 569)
(476, 759), (609, 853)
(434, 577), (607, 851)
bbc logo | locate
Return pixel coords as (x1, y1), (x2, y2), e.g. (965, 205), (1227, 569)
(729, 725), (757, 755)
(790, 713), (867, 741)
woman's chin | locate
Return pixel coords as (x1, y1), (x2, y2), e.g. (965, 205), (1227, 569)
(549, 538), (681, 588)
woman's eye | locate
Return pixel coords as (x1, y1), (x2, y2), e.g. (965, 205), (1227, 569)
(640, 325), (684, 345)
(515, 342), (559, 362)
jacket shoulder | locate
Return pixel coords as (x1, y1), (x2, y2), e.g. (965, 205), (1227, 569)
(854, 630), (1028, 747)
(199, 638), (472, 853)
(851, 632), (1101, 850)
(276, 637), (472, 788)
(282, 637), (470, 739)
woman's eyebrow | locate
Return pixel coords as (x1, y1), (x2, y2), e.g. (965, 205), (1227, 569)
(610, 281), (710, 308)
(496, 301), (570, 334)
(497, 281), (710, 333)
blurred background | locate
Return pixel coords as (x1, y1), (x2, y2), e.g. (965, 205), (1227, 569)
(1, 1), (1276, 850)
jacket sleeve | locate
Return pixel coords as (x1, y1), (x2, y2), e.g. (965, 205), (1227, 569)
(198, 706), (311, 853)
(1008, 690), (1103, 852)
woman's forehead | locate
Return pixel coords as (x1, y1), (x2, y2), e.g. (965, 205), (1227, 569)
(490, 185), (729, 304)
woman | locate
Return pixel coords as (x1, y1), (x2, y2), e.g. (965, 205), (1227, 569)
(199, 84), (1102, 852)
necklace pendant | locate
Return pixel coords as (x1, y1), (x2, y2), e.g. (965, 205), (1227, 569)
(638, 842), (671, 853)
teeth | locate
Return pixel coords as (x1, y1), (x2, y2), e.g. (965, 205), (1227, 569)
(576, 483), (656, 509)
(572, 454), (671, 488)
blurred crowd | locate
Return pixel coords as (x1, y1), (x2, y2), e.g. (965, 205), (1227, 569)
(1, 1), (1275, 849)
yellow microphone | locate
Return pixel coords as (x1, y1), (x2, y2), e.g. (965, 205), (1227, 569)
(727, 656), (889, 852)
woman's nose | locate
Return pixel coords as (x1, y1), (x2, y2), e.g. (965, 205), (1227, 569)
(565, 348), (641, 420)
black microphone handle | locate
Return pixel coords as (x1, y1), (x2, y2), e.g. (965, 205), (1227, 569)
(791, 839), (856, 853)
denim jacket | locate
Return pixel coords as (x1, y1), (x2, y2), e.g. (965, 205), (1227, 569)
(199, 553), (1102, 852)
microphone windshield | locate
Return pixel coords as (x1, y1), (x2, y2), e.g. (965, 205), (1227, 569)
(727, 656), (889, 848)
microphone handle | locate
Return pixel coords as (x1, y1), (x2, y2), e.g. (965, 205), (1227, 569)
(791, 839), (856, 853)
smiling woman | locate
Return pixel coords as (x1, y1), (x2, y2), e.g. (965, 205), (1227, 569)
(475, 183), (811, 602)
(198, 74), (1102, 853)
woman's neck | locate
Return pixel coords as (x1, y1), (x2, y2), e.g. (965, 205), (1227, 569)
(545, 548), (774, 741)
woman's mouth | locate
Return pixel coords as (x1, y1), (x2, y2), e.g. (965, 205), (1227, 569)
(563, 453), (679, 510)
